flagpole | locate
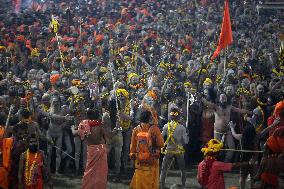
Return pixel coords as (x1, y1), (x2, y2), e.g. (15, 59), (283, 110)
(224, 47), (228, 76)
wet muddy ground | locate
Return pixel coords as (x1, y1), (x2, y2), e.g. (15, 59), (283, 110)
(52, 166), (243, 189)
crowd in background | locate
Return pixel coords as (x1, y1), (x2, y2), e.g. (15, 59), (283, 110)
(0, 0), (283, 188)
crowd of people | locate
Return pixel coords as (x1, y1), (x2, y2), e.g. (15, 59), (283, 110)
(0, 0), (284, 188)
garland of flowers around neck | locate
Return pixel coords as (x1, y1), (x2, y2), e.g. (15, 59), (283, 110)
(161, 121), (185, 155)
(43, 104), (50, 112)
(129, 83), (144, 89)
(25, 149), (38, 186)
(120, 100), (131, 129)
(255, 106), (265, 133)
(236, 87), (251, 96)
(257, 98), (267, 106)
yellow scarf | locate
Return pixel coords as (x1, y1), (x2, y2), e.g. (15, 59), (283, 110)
(161, 121), (185, 155)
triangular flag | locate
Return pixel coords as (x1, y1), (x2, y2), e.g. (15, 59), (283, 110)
(211, 0), (233, 62)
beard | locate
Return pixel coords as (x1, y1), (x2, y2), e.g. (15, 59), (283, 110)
(29, 145), (38, 153)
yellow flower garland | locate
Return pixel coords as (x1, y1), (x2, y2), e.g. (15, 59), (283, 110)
(255, 106), (265, 133)
(120, 100), (131, 129)
(68, 94), (84, 104)
(257, 98), (267, 106)
(43, 105), (50, 112)
(201, 139), (223, 156)
(116, 88), (129, 98)
(236, 87), (251, 97)
(129, 83), (143, 90)
(25, 149), (38, 186)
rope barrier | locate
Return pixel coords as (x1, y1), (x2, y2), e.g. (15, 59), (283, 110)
(221, 148), (263, 153)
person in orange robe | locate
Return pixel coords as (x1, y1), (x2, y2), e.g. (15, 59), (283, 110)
(0, 112), (13, 189)
(18, 134), (48, 189)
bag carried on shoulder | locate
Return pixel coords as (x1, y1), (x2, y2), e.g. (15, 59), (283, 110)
(136, 126), (153, 163)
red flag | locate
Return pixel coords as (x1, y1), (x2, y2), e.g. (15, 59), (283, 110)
(211, 0), (233, 62)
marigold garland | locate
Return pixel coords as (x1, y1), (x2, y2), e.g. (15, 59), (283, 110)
(255, 106), (265, 133)
(257, 98), (267, 106)
(201, 139), (223, 156)
(25, 149), (38, 187)
(236, 87), (251, 97)
(116, 88), (129, 98)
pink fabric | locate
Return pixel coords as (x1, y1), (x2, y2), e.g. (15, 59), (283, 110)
(82, 144), (108, 189)
(198, 160), (233, 189)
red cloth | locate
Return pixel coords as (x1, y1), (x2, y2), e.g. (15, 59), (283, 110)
(266, 126), (284, 153)
(82, 144), (108, 189)
(266, 136), (282, 153)
(261, 172), (279, 187)
(198, 160), (232, 189)
(201, 116), (214, 144)
(211, 0), (233, 62)
(77, 120), (102, 140)
(197, 157), (215, 187)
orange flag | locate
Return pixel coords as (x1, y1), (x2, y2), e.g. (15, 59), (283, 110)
(211, 0), (233, 62)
